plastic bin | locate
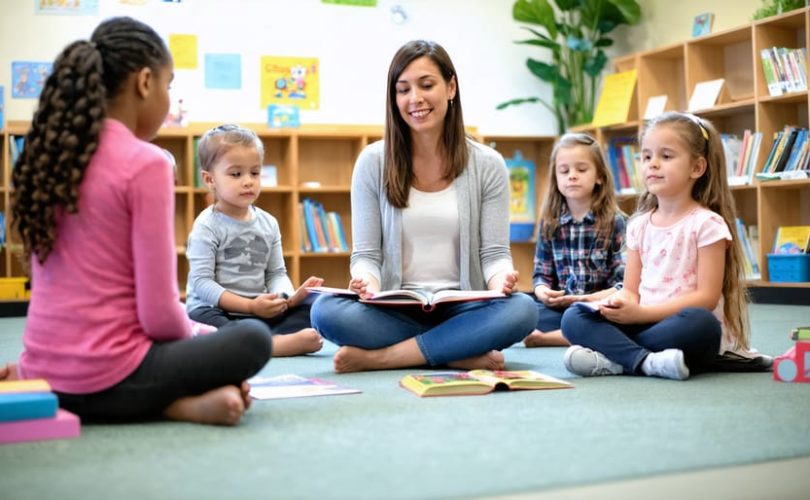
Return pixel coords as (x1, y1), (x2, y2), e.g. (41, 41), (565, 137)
(509, 222), (535, 242)
(0, 278), (31, 300)
(767, 253), (810, 283)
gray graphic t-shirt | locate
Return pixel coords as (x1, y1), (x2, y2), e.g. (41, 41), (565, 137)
(185, 205), (294, 313)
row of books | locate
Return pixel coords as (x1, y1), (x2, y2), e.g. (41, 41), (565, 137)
(0, 379), (80, 445)
(760, 46), (808, 97)
(605, 137), (642, 194)
(721, 131), (762, 185)
(759, 126), (810, 176)
(300, 197), (349, 253)
(736, 219), (761, 280)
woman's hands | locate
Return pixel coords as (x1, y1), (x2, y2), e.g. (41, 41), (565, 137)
(348, 275), (380, 300)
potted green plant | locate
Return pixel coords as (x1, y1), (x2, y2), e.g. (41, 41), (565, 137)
(752, 0), (805, 20)
(498, 0), (641, 134)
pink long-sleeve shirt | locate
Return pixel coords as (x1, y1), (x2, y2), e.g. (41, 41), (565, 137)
(18, 119), (191, 394)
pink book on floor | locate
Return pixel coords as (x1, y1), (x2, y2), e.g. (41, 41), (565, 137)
(0, 409), (81, 445)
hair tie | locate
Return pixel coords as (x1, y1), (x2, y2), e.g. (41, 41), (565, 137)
(684, 113), (710, 141)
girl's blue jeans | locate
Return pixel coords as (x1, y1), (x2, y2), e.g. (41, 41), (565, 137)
(561, 306), (722, 374)
(311, 292), (538, 366)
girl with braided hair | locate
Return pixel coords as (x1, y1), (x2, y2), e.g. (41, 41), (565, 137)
(0, 17), (272, 425)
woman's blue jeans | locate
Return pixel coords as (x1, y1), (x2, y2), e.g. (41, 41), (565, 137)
(311, 292), (538, 366)
(561, 306), (722, 374)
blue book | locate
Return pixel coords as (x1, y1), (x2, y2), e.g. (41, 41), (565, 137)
(302, 198), (321, 253)
(0, 392), (58, 422)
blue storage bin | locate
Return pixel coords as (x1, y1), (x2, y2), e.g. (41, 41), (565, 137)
(509, 222), (535, 242)
(767, 253), (810, 283)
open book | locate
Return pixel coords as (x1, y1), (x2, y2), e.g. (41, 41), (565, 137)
(308, 286), (505, 312)
(248, 374), (361, 400)
(400, 370), (573, 397)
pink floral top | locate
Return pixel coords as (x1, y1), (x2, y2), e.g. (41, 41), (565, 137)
(626, 207), (732, 349)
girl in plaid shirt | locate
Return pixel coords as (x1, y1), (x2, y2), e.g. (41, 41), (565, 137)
(525, 133), (626, 348)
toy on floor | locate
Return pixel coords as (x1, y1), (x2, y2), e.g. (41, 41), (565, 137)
(773, 326), (810, 383)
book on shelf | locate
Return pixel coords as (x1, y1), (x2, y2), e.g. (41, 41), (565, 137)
(772, 226), (810, 254)
(248, 374), (360, 400)
(400, 370), (573, 397)
(505, 151), (536, 225)
(260, 165), (277, 187)
(736, 219), (761, 280)
(0, 409), (80, 445)
(692, 12), (714, 37)
(300, 198), (348, 253)
(308, 286), (505, 312)
(761, 47), (808, 96)
(0, 211), (5, 247)
(687, 78), (726, 111)
(790, 326), (810, 341)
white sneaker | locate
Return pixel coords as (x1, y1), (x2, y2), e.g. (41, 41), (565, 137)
(563, 345), (624, 377)
(641, 349), (690, 380)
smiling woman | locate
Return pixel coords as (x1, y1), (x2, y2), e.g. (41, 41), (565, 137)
(309, 39), (539, 374)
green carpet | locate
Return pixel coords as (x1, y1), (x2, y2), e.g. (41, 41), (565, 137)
(1, 304), (809, 500)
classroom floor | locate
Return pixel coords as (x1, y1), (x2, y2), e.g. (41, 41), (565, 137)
(1, 304), (809, 500)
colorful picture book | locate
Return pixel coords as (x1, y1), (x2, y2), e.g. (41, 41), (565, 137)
(692, 12), (714, 37)
(772, 226), (810, 254)
(308, 286), (505, 312)
(400, 370), (573, 397)
(248, 374), (361, 400)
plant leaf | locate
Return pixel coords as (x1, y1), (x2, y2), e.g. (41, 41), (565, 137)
(555, 0), (579, 11)
(610, 0), (641, 25)
(513, 0), (557, 39)
(521, 26), (554, 41)
(515, 38), (560, 51)
(583, 50), (608, 77)
(496, 97), (541, 110)
(526, 58), (562, 83)
(594, 38), (613, 48)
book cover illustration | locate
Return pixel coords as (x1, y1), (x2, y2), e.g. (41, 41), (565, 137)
(261, 56), (319, 110)
(268, 105), (301, 128)
(692, 12), (714, 37)
(11, 62), (52, 99)
(772, 226), (810, 254)
(506, 151), (536, 242)
(248, 374), (361, 400)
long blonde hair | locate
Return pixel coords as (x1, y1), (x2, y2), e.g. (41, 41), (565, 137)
(539, 133), (622, 247)
(638, 112), (750, 350)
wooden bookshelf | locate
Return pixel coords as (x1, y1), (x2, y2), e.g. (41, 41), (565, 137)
(481, 135), (557, 292)
(0, 121), (383, 295)
(576, 7), (810, 288)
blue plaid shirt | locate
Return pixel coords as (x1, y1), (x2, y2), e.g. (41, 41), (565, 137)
(532, 209), (626, 295)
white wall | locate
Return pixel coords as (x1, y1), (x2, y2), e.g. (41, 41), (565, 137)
(0, 0), (557, 135)
(0, 0), (773, 135)
(611, 0), (763, 55)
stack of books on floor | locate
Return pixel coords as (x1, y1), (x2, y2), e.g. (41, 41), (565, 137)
(0, 379), (80, 445)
